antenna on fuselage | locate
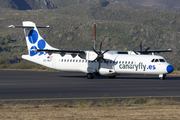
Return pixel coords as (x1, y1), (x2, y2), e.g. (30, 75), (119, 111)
(94, 23), (96, 50)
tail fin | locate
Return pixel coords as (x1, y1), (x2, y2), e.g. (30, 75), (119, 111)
(9, 21), (57, 56)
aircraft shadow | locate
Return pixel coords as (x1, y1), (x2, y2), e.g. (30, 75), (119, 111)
(59, 75), (180, 80)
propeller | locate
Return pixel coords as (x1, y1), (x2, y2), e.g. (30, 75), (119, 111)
(139, 42), (150, 54)
(92, 41), (109, 71)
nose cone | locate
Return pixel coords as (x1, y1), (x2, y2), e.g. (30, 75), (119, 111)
(166, 65), (174, 73)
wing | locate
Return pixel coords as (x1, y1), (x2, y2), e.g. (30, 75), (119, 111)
(116, 49), (172, 55)
(136, 49), (172, 54)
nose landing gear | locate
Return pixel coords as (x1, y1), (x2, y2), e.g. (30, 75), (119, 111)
(159, 74), (166, 80)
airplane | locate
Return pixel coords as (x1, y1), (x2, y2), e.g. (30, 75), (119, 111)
(8, 21), (174, 80)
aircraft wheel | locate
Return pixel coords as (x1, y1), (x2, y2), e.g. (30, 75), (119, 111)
(160, 74), (166, 80)
(108, 76), (116, 79)
(87, 73), (94, 79)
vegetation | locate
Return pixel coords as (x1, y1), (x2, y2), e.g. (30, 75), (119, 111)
(0, 1), (180, 70)
(0, 98), (180, 119)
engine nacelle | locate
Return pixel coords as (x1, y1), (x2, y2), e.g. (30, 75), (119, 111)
(99, 68), (116, 76)
(79, 51), (97, 61)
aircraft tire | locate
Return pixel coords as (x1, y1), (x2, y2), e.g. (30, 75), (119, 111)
(87, 73), (94, 79)
(160, 74), (166, 80)
(108, 76), (116, 79)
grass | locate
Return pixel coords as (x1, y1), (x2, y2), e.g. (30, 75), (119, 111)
(170, 70), (180, 75)
(0, 98), (180, 119)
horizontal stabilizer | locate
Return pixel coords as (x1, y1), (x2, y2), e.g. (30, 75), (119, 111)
(8, 25), (50, 28)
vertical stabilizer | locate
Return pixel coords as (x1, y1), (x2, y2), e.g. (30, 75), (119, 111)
(22, 21), (57, 56)
(8, 21), (59, 69)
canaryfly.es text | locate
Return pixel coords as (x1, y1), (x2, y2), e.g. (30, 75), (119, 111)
(119, 62), (146, 71)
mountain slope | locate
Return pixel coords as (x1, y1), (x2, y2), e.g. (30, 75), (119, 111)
(117, 0), (180, 8)
(0, 0), (55, 10)
(0, 2), (180, 69)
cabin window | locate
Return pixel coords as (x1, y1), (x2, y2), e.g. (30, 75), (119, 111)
(67, 59), (69, 62)
(119, 61), (121, 64)
(159, 59), (165, 62)
(131, 61), (133, 64)
(61, 59), (63, 62)
(73, 60), (75, 62)
(79, 60), (81, 62)
(122, 61), (124, 64)
(64, 59), (66, 62)
(82, 60), (84, 63)
(128, 61), (130, 64)
(70, 60), (72, 62)
(76, 60), (78, 62)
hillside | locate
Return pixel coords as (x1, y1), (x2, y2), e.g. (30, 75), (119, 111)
(0, 0), (55, 10)
(2, 0), (180, 10)
(0, 1), (180, 70)
(117, 0), (180, 8)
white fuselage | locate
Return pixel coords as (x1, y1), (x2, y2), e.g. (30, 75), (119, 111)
(22, 51), (171, 76)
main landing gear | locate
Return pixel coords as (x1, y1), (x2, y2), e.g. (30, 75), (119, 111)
(159, 74), (166, 80)
(87, 73), (94, 79)
(86, 73), (116, 79)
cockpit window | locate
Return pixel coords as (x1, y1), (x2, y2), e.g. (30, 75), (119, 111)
(159, 59), (165, 62)
(155, 59), (159, 62)
(151, 58), (166, 63)
(151, 59), (155, 62)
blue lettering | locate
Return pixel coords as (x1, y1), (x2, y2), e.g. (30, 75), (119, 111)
(148, 65), (152, 70)
(147, 65), (156, 70)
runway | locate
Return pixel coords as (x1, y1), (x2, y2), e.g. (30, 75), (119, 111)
(0, 70), (180, 100)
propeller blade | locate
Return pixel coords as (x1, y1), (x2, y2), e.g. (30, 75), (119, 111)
(140, 42), (142, 51)
(102, 58), (108, 65)
(145, 47), (150, 52)
(100, 41), (102, 52)
(92, 58), (98, 62)
(92, 47), (98, 55)
(133, 50), (138, 55)
(103, 49), (109, 54)
(98, 60), (101, 70)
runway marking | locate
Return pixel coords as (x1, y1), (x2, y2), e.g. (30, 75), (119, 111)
(0, 96), (180, 101)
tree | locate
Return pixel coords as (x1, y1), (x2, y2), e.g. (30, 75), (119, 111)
(0, 37), (3, 45)
(3, 34), (11, 44)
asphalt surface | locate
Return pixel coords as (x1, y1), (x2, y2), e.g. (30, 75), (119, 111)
(0, 70), (180, 100)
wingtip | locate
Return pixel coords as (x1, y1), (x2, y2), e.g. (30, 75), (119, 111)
(8, 25), (15, 28)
